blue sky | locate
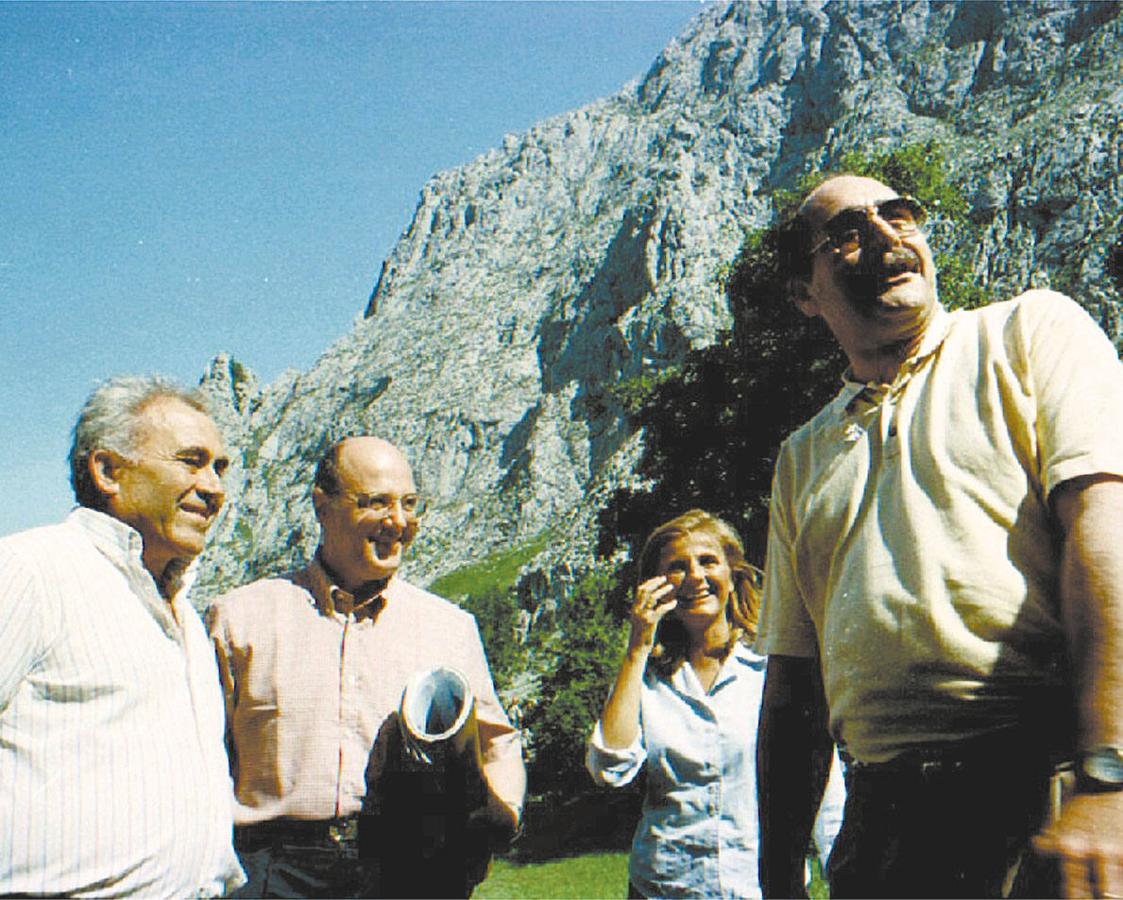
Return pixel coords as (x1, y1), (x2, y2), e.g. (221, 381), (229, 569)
(1, 0), (702, 537)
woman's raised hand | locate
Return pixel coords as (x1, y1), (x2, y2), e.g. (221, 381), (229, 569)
(629, 576), (678, 652)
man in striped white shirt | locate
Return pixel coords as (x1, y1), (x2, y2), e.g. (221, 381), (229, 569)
(0, 376), (245, 898)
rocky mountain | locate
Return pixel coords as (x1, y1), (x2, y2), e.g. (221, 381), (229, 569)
(195, 0), (1123, 605)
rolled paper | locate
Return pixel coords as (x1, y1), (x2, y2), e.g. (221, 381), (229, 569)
(398, 666), (487, 810)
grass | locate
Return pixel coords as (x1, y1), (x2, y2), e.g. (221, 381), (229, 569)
(808, 858), (829, 899)
(475, 852), (629, 899)
(429, 529), (553, 599)
(473, 852), (830, 899)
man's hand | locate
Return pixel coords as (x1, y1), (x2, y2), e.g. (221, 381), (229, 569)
(1035, 792), (1123, 898)
(478, 787), (520, 844)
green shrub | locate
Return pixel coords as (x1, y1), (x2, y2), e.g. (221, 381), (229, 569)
(430, 544), (630, 809)
(460, 585), (527, 695)
(520, 565), (629, 799)
(840, 139), (968, 221)
(608, 368), (683, 413)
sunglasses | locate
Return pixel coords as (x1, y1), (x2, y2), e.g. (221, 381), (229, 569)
(809, 196), (927, 257)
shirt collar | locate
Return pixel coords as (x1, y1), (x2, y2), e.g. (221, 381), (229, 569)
(837, 303), (952, 408)
(303, 551), (389, 621)
(669, 641), (764, 697)
(68, 506), (197, 602)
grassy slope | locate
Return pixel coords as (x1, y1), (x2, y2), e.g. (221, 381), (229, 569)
(429, 530), (552, 599)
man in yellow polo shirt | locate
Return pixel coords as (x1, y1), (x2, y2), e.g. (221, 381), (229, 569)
(756, 175), (1123, 898)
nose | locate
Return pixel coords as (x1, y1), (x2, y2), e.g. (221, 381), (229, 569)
(864, 208), (903, 248)
(683, 558), (705, 583)
(383, 500), (409, 530)
(197, 464), (225, 510)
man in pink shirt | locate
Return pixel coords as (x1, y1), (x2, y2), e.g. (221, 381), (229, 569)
(208, 436), (525, 897)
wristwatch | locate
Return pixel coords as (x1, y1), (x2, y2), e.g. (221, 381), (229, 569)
(1079, 746), (1123, 792)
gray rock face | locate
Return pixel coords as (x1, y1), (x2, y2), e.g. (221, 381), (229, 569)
(195, 0), (1123, 604)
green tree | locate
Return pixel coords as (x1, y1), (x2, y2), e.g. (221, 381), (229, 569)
(519, 565), (629, 799)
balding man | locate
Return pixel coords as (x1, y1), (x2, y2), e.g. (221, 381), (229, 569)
(208, 436), (525, 898)
(0, 376), (243, 897)
(756, 175), (1123, 898)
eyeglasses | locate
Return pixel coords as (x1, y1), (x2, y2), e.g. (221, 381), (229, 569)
(809, 195), (927, 258)
(345, 492), (427, 519)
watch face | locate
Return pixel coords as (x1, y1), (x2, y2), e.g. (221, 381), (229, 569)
(1084, 747), (1123, 785)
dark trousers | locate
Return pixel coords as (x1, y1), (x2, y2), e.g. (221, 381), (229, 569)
(827, 734), (1063, 899)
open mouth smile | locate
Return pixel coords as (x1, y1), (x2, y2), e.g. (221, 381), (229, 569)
(368, 535), (401, 556)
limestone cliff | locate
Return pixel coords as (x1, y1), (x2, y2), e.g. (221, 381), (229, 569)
(195, 0), (1123, 602)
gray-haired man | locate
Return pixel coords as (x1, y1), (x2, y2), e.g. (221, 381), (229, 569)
(0, 376), (244, 897)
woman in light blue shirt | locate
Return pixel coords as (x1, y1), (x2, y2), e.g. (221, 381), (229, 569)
(586, 509), (842, 898)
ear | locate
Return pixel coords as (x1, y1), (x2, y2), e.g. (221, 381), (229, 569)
(786, 276), (819, 319)
(311, 486), (328, 521)
(88, 449), (124, 500)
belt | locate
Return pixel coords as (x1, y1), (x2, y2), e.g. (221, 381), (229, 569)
(235, 815), (361, 851)
(845, 729), (1061, 782)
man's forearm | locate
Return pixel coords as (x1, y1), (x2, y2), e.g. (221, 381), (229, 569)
(757, 654), (834, 898)
(1054, 476), (1123, 750)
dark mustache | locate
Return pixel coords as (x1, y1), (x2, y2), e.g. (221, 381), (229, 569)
(860, 246), (921, 277)
(841, 246), (922, 306)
